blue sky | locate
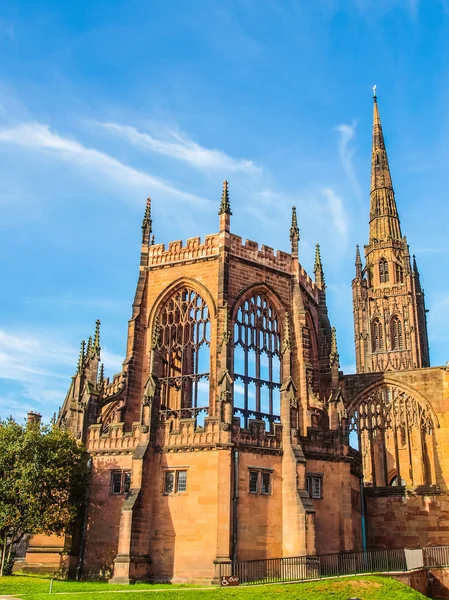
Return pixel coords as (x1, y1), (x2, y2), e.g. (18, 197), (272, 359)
(1, 0), (448, 422)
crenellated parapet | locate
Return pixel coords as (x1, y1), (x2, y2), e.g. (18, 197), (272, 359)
(155, 417), (221, 449)
(229, 234), (291, 272)
(102, 371), (128, 402)
(148, 235), (220, 267)
(232, 418), (283, 452)
(87, 422), (147, 454)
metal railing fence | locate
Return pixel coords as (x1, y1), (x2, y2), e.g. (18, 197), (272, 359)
(219, 546), (449, 585)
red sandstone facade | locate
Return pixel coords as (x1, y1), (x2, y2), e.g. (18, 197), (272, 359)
(24, 94), (449, 581)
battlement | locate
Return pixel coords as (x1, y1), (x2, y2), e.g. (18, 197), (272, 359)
(102, 371), (127, 401)
(229, 234), (291, 272)
(148, 234), (220, 267)
(298, 264), (319, 297)
(156, 417), (220, 449)
(87, 421), (147, 454)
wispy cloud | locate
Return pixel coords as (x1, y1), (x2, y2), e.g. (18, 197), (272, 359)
(0, 329), (123, 421)
(0, 122), (210, 206)
(98, 122), (261, 173)
(334, 121), (362, 201)
(322, 187), (348, 246)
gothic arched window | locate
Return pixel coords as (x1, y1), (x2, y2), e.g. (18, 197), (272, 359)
(391, 316), (403, 350)
(396, 263), (404, 283)
(379, 258), (389, 283)
(233, 293), (281, 430)
(158, 287), (210, 420)
(372, 318), (383, 352)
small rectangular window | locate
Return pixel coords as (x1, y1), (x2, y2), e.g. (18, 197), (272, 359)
(123, 471), (131, 494)
(177, 470), (187, 492)
(249, 471), (259, 494)
(261, 472), (271, 495)
(111, 471), (122, 495)
(164, 471), (175, 494)
(307, 474), (323, 499)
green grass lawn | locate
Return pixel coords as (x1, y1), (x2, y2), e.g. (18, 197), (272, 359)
(0, 574), (429, 600)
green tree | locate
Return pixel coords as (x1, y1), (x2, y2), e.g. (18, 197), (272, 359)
(0, 417), (88, 576)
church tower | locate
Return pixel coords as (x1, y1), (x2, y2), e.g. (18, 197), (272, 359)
(352, 91), (430, 373)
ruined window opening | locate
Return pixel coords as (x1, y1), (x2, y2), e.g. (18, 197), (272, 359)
(391, 316), (403, 350)
(379, 258), (389, 283)
(372, 318), (384, 352)
(233, 293), (281, 431)
(158, 287), (210, 425)
(348, 385), (436, 488)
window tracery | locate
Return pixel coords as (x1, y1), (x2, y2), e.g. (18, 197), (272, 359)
(395, 263), (404, 283)
(348, 385), (436, 488)
(233, 293), (281, 430)
(157, 287), (210, 423)
(372, 318), (384, 352)
(391, 316), (403, 350)
(379, 258), (389, 283)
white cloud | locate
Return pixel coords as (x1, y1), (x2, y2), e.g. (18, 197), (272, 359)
(322, 187), (348, 246)
(98, 122), (261, 173)
(0, 329), (123, 421)
(0, 122), (210, 207)
(334, 120), (362, 201)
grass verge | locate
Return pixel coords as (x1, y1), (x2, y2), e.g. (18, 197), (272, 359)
(0, 573), (430, 599)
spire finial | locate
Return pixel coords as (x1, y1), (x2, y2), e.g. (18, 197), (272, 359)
(355, 244), (362, 278)
(330, 326), (340, 368)
(93, 319), (101, 355)
(373, 84), (377, 100)
(314, 243), (325, 289)
(142, 197), (152, 231)
(218, 180), (232, 215)
(86, 336), (92, 359)
(290, 206), (299, 241)
(77, 340), (86, 374)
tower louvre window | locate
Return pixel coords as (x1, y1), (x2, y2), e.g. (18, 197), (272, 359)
(379, 258), (389, 283)
(372, 318), (384, 352)
(396, 263), (404, 283)
(391, 316), (403, 350)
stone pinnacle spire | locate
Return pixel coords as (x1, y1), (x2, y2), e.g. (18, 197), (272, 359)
(218, 180), (232, 215)
(314, 244), (325, 289)
(77, 340), (86, 374)
(330, 326), (340, 368)
(142, 197), (153, 245)
(93, 319), (101, 356)
(289, 206), (299, 258)
(355, 244), (362, 278)
(369, 90), (402, 243)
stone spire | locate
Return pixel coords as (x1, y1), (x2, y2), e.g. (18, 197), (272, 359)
(355, 244), (362, 278)
(142, 197), (152, 244)
(77, 340), (86, 374)
(219, 180), (231, 233)
(290, 206), (299, 258)
(330, 326), (340, 368)
(314, 243), (325, 289)
(369, 90), (402, 243)
(93, 319), (101, 357)
(218, 180), (232, 215)
(413, 254), (422, 290)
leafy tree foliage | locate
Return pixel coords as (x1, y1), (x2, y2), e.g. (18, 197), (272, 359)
(0, 417), (88, 576)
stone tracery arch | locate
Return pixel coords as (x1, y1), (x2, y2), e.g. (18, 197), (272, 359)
(347, 382), (438, 487)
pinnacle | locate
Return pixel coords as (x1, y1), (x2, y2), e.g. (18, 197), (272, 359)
(218, 180), (232, 215)
(314, 243), (322, 270)
(142, 197), (152, 231)
(93, 319), (101, 354)
(330, 326), (340, 368)
(289, 206), (299, 241)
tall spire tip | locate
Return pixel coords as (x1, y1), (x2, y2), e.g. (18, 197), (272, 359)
(218, 180), (232, 215)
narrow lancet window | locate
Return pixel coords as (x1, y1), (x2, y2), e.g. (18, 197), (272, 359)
(379, 258), (389, 283)
(391, 316), (403, 350)
(372, 318), (383, 352)
(395, 263), (404, 283)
